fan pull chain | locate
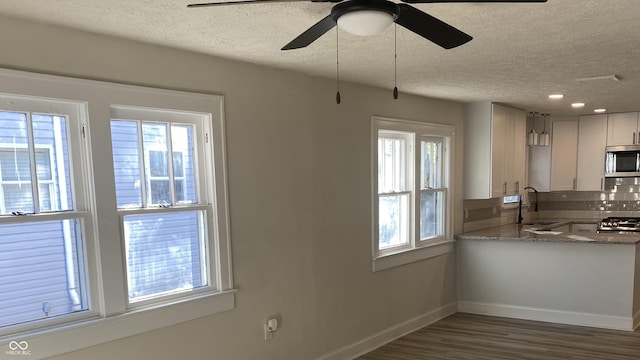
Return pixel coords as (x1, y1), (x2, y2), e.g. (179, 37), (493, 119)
(336, 27), (341, 104)
(393, 23), (398, 100)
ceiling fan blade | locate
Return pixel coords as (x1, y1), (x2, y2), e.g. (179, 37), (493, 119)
(401, 0), (546, 4)
(281, 15), (337, 50)
(187, 0), (308, 8)
(395, 4), (472, 49)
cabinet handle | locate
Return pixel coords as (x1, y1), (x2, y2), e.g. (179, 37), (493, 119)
(503, 182), (507, 195)
(635, 132), (637, 144)
(515, 180), (519, 193)
(601, 178), (604, 191)
(573, 178), (577, 190)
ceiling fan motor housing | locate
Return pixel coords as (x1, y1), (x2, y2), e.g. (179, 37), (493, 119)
(331, 0), (400, 22)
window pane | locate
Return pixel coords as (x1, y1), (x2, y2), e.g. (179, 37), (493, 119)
(0, 112), (33, 213)
(171, 125), (196, 204)
(149, 150), (168, 177)
(0, 113), (72, 214)
(378, 193), (410, 249)
(378, 136), (407, 193)
(149, 179), (170, 204)
(33, 115), (72, 212)
(124, 211), (207, 302)
(420, 190), (444, 240)
(0, 149), (31, 181)
(143, 123), (170, 206)
(421, 139), (442, 189)
(0, 219), (87, 328)
(111, 120), (143, 208)
(2, 184), (33, 213)
(504, 195), (520, 204)
(112, 120), (198, 208)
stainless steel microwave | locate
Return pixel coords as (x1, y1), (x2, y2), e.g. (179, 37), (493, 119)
(605, 145), (640, 177)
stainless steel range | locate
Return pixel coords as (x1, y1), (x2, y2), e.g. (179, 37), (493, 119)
(597, 217), (640, 232)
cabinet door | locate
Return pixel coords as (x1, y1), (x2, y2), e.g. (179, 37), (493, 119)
(503, 110), (516, 194)
(607, 112), (639, 145)
(491, 104), (507, 197)
(577, 114), (607, 190)
(550, 121), (578, 191)
(511, 108), (527, 195)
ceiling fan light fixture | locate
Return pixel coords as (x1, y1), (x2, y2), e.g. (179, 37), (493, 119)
(336, 10), (394, 36)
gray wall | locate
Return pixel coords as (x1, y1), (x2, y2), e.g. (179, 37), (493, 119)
(0, 15), (464, 360)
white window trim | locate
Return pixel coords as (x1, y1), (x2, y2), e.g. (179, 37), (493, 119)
(372, 116), (455, 272)
(0, 68), (235, 360)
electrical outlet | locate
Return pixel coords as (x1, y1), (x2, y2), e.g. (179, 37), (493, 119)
(264, 324), (273, 341)
(264, 318), (278, 341)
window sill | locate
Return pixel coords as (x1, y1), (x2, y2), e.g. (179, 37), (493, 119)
(373, 239), (455, 272)
(3, 290), (236, 360)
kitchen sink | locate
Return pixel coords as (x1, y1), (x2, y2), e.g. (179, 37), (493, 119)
(524, 221), (598, 233)
(522, 221), (559, 226)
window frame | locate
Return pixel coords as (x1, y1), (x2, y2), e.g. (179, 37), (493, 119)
(372, 116), (455, 271)
(419, 135), (447, 242)
(110, 106), (221, 308)
(0, 96), (99, 337)
(0, 68), (234, 359)
(377, 130), (414, 255)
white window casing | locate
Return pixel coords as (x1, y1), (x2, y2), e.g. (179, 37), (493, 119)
(372, 116), (455, 272)
(0, 68), (234, 360)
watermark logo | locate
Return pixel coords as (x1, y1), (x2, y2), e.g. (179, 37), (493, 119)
(5, 341), (30, 356)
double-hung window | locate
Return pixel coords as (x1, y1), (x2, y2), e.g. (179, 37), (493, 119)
(373, 117), (454, 270)
(0, 69), (233, 358)
(110, 106), (220, 305)
(0, 96), (91, 334)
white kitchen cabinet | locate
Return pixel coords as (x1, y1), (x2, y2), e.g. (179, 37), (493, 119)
(607, 112), (639, 145)
(464, 102), (527, 199)
(490, 104), (507, 198)
(577, 114), (607, 190)
(550, 120), (578, 191)
(510, 107), (527, 194)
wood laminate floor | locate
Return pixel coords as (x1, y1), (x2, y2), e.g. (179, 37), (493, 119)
(357, 313), (640, 360)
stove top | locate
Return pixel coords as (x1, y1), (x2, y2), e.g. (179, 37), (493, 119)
(597, 217), (640, 232)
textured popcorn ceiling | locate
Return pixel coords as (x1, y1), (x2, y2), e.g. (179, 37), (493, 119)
(1, 0), (639, 115)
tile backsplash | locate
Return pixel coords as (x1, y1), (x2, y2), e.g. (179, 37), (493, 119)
(463, 180), (640, 232)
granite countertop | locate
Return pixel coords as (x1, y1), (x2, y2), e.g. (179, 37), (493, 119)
(456, 220), (640, 245)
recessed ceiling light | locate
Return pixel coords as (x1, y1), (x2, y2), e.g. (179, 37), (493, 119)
(594, 108), (607, 113)
(548, 94), (564, 99)
(571, 102), (586, 108)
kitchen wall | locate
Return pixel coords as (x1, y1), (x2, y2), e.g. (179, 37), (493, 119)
(463, 179), (640, 231)
(0, 15), (463, 360)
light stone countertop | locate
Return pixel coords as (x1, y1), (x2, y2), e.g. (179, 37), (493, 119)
(456, 220), (640, 245)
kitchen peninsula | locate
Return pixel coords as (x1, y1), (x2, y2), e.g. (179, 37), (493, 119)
(456, 222), (640, 331)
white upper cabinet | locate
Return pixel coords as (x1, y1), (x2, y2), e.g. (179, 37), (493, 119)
(607, 112), (639, 145)
(510, 107), (527, 195)
(490, 104), (507, 198)
(550, 120), (578, 191)
(576, 114), (607, 190)
(464, 102), (527, 199)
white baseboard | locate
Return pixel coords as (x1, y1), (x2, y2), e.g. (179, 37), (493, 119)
(315, 302), (458, 360)
(458, 301), (634, 331)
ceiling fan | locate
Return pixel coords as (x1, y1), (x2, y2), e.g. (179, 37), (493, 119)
(187, 0), (547, 51)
